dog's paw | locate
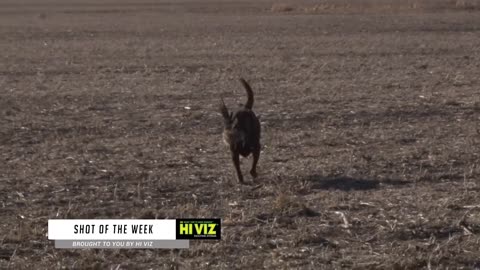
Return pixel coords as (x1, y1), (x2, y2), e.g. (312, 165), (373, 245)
(237, 177), (246, 185)
(250, 170), (258, 178)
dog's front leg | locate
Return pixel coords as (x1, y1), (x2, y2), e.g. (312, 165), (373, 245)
(231, 151), (244, 184)
(250, 146), (260, 179)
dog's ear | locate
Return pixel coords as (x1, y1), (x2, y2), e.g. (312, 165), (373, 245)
(219, 98), (228, 115)
(219, 98), (231, 123)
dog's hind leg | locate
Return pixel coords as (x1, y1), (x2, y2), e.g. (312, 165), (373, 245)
(250, 147), (260, 179)
(231, 151), (244, 184)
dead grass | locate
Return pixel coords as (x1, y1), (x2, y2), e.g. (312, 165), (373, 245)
(270, 3), (295, 13)
(271, 0), (480, 14)
(1, 0), (480, 269)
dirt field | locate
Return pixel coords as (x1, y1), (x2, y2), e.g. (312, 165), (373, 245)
(1, 0), (480, 269)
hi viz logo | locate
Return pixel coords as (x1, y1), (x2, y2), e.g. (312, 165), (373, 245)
(175, 219), (221, 240)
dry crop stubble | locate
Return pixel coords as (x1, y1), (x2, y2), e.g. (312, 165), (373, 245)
(1, 0), (480, 269)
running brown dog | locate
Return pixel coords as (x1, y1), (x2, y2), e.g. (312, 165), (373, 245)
(219, 78), (261, 184)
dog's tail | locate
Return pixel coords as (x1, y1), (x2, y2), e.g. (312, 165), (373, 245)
(219, 97), (232, 127)
(239, 78), (254, 110)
